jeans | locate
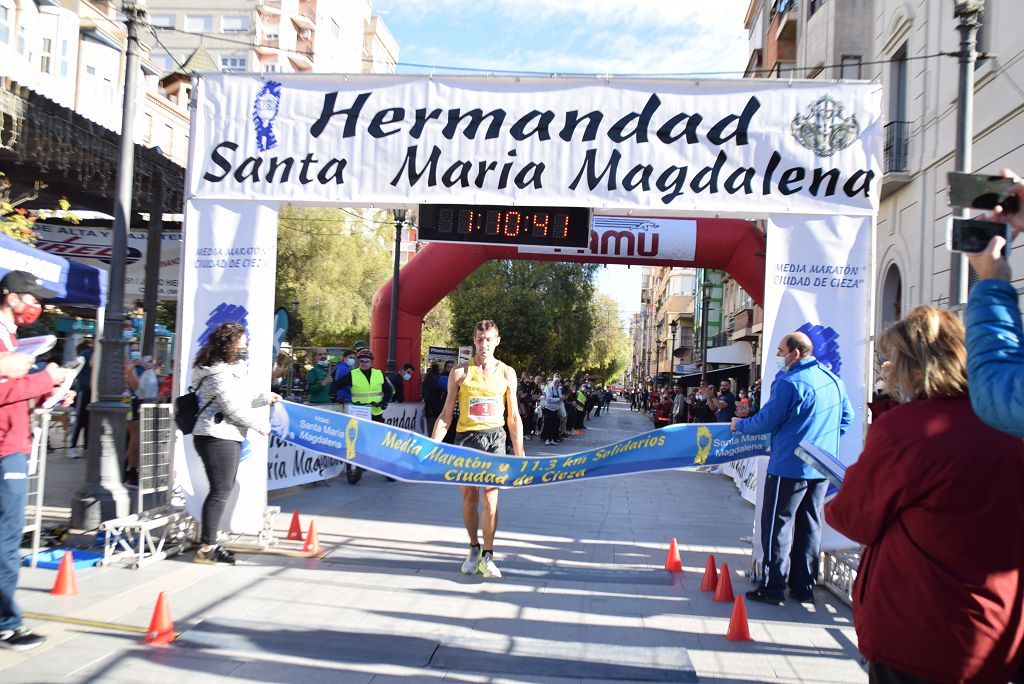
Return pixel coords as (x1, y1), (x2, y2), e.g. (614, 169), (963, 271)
(0, 453), (28, 631)
(758, 474), (827, 600)
(72, 387), (91, 448)
(193, 437), (241, 545)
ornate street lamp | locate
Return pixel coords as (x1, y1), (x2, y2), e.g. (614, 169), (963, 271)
(386, 209), (406, 374)
(700, 280), (714, 383)
(72, 0), (148, 528)
(669, 319), (678, 380)
(949, 0), (984, 307)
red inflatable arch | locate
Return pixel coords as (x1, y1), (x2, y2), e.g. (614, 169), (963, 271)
(371, 218), (766, 399)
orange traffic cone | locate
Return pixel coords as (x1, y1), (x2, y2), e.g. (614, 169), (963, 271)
(726, 595), (753, 641)
(143, 592), (175, 646)
(51, 551), (78, 596)
(302, 521), (321, 554)
(713, 562), (735, 602)
(700, 554), (718, 592)
(286, 510), (304, 541)
(664, 538), (682, 572)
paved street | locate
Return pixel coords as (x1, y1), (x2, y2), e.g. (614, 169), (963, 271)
(1, 403), (867, 682)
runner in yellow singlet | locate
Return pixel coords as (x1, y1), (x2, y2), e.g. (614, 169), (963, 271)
(431, 320), (525, 579)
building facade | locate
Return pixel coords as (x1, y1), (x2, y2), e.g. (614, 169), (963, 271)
(143, 0), (398, 76)
(1, 0), (190, 166)
(871, 0), (1024, 330)
(745, 0), (1024, 343)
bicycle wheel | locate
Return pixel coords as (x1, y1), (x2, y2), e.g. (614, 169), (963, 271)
(345, 463), (363, 484)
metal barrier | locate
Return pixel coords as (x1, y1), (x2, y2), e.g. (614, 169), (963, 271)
(100, 403), (197, 568)
(23, 410), (50, 568)
(136, 403), (174, 512)
(821, 548), (860, 606)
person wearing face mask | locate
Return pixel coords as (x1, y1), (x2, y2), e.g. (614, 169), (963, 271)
(730, 331), (853, 606)
(304, 348), (332, 405)
(332, 349), (356, 404)
(0, 271), (72, 650)
(190, 322), (280, 565)
(387, 362), (415, 404)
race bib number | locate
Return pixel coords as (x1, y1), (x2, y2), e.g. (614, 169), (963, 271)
(467, 397), (500, 421)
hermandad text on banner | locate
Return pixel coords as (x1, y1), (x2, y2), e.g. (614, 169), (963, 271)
(271, 401), (770, 488)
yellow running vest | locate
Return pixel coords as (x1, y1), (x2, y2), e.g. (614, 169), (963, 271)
(456, 360), (506, 432)
(350, 368), (385, 416)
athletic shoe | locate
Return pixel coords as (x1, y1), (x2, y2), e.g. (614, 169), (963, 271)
(0, 626), (45, 651)
(461, 546), (482, 574)
(544, 440), (552, 446)
(194, 545), (236, 565)
(745, 589), (784, 606)
(478, 553), (502, 579)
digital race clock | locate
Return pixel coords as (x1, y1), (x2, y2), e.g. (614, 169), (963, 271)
(417, 204), (592, 248)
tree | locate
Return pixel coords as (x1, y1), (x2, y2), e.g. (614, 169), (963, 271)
(581, 293), (632, 382)
(448, 260), (597, 376)
(275, 206), (392, 346)
(420, 295), (455, 362)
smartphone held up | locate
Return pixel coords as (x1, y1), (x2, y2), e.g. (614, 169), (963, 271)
(947, 218), (1011, 257)
(947, 172), (1016, 256)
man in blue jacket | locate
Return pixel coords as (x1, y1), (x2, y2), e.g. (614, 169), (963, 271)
(731, 331), (854, 605)
(966, 169), (1023, 438)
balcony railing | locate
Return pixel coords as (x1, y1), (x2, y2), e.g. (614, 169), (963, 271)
(884, 121), (909, 173)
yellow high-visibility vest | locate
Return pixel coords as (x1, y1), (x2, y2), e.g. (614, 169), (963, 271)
(350, 368), (385, 416)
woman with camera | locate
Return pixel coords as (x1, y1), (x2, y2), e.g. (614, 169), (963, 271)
(825, 306), (1024, 683)
(190, 322), (279, 565)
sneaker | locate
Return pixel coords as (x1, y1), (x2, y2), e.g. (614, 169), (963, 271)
(461, 546), (481, 575)
(194, 545), (236, 565)
(0, 626), (45, 651)
(788, 589), (815, 604)
(477, 553), (502, 579)
(745, 589), (784, 606)
(544, 440), (552, 446)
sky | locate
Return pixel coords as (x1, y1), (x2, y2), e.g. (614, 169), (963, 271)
(372, 1), (752, 326)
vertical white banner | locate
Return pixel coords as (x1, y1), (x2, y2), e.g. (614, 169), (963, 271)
(756, 214), (871, 554)
(173, 199), (278, 535)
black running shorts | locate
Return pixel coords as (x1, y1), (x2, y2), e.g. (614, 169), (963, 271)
(454, 427), (507, 456)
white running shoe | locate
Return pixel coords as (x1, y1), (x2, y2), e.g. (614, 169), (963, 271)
(461, 546), (482, 574)
(477, 553), (502, 579)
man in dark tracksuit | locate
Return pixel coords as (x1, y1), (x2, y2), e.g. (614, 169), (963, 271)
(732, 331), (853, 605)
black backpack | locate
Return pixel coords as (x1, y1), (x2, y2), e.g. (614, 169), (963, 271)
(174, 377), (214, 435)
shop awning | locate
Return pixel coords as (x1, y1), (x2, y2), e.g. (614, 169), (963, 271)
(0, 233), (108, 308)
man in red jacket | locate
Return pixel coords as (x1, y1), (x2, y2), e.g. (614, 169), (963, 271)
(0, 271), (69, 651)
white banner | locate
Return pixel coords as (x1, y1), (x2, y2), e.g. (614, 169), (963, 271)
(752, 214), (871, 554)
(172, 200), (279, 535)
(267, 401), (428, 490)
(267, 434), (345, 490)
(191, 74), (882, 216)
(33, 222), (182, 299)
(517, 216), (695, 260)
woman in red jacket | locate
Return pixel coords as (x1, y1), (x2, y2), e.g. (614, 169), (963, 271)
(825, 306), (1024, 683)
(652, 390), (672, 429)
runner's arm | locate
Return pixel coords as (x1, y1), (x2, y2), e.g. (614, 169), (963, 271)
(430, 365), (463, 441)
(505, 367), (525, 457)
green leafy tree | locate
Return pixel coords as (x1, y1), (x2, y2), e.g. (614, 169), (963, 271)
(421, 295), (455, 362)
(448, 260), (597, 376)
(275, 206), (393, 346)
(581, 293), (632, 382)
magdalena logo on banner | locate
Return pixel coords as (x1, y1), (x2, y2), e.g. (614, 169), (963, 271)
(791, 95), (861, 158)
(191, 75), (882, 214)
